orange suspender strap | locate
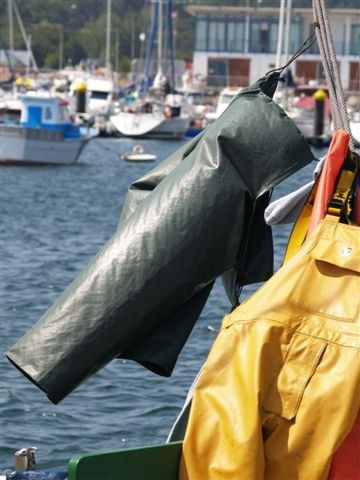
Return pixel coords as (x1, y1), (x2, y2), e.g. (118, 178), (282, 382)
(307, 130), (350, 236)
(283, 130), (358, 265)
(283, 176), (319, 264)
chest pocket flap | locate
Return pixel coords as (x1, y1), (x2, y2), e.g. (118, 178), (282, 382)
(263, 334), (327, 421)
(309, 237), (360, 273)
(290, 235), (360, 321)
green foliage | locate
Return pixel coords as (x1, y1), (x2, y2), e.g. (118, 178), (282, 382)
(1, 0), (196, 70)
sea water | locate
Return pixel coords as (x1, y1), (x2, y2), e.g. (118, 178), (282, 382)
(0, 138), (328, 471)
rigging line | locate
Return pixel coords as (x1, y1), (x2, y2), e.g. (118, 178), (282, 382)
(312, 0), (355, 151)
(313, 8), (342, 133)
(319, 1), (353, 145)
(313, 3), (343, 131)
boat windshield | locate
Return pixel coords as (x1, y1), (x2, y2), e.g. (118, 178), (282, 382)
(90, 91), (109, 100)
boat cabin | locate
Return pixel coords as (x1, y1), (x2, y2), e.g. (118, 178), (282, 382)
(87, 77), (115, 115)
(19, 95), (81, 138)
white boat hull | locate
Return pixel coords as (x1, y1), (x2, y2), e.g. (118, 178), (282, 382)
(110, 112), (189, 139)
(0, 125), (86, 165)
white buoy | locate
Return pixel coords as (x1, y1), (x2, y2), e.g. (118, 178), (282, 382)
(121, 144), (157, 162)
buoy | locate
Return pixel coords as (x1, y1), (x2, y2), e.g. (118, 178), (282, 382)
(312, 89), (327, 146)
(121, 145), (156, 162)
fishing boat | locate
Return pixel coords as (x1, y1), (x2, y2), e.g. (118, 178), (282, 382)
(0, 94), (91, 165)
(110, 0), (189, 139)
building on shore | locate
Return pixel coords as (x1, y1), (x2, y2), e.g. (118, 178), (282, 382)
(185, 0), (360, 92)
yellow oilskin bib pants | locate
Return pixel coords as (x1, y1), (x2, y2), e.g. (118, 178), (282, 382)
(180, 215), (360, 480)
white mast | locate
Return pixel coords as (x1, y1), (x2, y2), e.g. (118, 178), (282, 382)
(283, 0), (292, 109)
(26, 34), (31, 76)
(157, 0), (163, 77)
(105, 0), (112, 75)
(284, 0), (292, 64)
(12, 0), (38, 71)
(153, 0), (164, 89)
(275, 0), (285, 69)
(8, 0), (14, 51)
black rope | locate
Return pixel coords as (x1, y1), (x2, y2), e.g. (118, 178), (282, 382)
(266, 23), (319, 77)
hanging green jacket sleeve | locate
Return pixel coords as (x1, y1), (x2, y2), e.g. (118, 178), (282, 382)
(6, 73), (315, 404)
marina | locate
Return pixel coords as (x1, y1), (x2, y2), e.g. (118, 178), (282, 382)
(1, 0), (359, 478)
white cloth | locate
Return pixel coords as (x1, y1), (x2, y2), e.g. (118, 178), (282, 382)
(265, 157), (325, 225)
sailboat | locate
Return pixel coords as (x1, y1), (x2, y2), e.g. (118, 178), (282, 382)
(110, 0), (189, 139)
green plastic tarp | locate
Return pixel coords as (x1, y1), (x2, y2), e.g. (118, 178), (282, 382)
(6, 72), (315, 404)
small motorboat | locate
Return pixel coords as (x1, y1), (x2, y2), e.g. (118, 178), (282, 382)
(121, 145), (157, 162)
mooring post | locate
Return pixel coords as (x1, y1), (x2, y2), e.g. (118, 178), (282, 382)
(313, 89), (327, 146)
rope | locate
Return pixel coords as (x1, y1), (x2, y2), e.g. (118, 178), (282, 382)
(312, 0), (355, 151)
(266, 29), (318, 77)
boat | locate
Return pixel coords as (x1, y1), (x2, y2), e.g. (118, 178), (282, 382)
(175, 87), (217, 137)
(0, 94), (91, 165)
(121, 144), (157, 162)
(86, 75), (116, 116)
(0, 88), (22, 123)
(110, 0), (189, 139)
(110, 96), (189, 139)
(205, 86), (243, 123)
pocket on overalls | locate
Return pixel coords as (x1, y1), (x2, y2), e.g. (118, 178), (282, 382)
(290, 237), (360, 321)
(263, 334), (327, 420)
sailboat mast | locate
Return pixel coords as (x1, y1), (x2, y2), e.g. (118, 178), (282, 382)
(167, 0), (175, 91)
(157, 0), (163, 76)
(284, 0), (292, 64)
(275, 0), (285, 69)
(12, 0), (38, 71)
(283, 0), (292, 109)
(106, 0), (112, 75)
(8, 0), (14, 52)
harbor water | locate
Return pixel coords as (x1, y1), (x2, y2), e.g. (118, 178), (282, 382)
(0, 138), (327, 472)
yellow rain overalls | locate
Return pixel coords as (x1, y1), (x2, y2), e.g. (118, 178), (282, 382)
(179, 214), (360, 479)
